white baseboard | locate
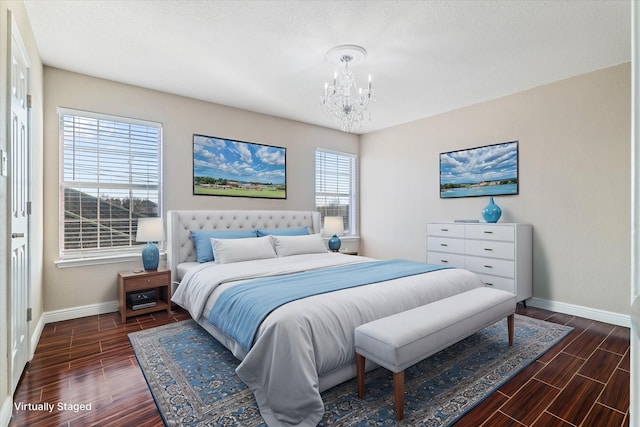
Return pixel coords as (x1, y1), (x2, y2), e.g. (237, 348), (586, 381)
(42, 300), (119, 324)
(527, 297), (631, 328)
(30, 315), (45, 360)
(0, 396), (12, 427)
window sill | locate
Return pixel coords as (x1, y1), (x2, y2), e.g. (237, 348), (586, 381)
(55, 252), (166, 269)
(321, 235), (360, 241)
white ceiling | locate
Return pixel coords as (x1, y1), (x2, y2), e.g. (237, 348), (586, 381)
(23, 0), (631, 134)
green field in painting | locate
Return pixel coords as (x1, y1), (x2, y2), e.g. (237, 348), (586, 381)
(194, 186), (286, 199)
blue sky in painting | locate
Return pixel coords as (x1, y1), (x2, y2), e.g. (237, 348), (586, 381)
(193, 135), (286, 184)
(440, 142), (518, 185)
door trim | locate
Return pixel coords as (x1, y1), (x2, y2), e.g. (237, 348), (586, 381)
(8, 11), (32, 393)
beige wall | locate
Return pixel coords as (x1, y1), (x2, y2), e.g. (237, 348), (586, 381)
(38, 64), (635, 317)
(42, 67), (358, 312)
(360, 63), (631, 316)
(1, 0), (45, 421)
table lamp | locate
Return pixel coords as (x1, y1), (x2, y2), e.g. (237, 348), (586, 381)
(136, 217), (165, 270)
(324, 216), (344, 252)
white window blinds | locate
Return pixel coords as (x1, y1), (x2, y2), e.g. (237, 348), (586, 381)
(58, 108), (162, 258)
(315, 149), (356, 235)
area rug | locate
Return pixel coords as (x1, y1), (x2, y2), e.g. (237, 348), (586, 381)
(129, 315), (572, 426)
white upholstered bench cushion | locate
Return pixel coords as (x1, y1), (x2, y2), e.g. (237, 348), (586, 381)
(354, 287), (516, 373)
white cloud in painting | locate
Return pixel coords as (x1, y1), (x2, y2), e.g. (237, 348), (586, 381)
(193, 135), (286, 184)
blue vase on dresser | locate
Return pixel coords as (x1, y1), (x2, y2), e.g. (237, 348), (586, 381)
(482, 196), (502, 223)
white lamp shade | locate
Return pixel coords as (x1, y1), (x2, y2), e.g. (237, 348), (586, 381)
(323, 216), (344, 236)
(136, 217), (165, 242)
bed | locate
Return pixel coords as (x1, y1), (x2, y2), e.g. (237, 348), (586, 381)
(167, 210), (485, 427)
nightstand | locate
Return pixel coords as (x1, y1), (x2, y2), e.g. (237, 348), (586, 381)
(118, 269), (171, 322)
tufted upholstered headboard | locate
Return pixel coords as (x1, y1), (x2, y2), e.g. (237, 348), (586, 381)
(166, 210), (321, 281)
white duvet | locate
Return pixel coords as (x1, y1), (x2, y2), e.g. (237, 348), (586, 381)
(172, 253), (485, 427)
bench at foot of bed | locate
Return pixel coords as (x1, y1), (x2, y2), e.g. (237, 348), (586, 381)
(354, 287), (516, 421)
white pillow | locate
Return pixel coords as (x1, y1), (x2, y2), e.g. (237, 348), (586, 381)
(210, 235), (276, 264)
(272, 234), (328, 257)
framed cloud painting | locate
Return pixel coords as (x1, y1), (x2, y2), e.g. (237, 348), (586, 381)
(440, 141), (518, 198)
(193, 134), (286, 199)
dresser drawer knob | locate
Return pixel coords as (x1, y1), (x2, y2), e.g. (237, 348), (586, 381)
(441, 228), (449, 232)
(485, 282), (494, 286)
(484, 265), (493, 268)
(484, 231), (493, 234)
(441, 260), (449, 263)
(484, 248), (493, 251)
(440, 243), (448, 247)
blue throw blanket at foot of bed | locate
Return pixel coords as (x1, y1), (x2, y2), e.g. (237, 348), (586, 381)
(209, 259), (450, 351)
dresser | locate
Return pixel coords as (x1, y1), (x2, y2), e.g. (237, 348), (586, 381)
(427, 222), (532, 303)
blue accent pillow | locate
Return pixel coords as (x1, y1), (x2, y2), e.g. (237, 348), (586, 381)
(190, 229), (257, 263)
(256, 227), (310, 237)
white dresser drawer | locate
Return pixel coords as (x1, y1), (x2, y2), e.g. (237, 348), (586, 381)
(427, 237), (465, 253)
(465, 256), (515, 278)
(465, 225), (514, 241)
(476, 274), (516, 294)
(427, 252), (466, 269)
(427, 223), (465, 238)
(465, 240), (515, 260)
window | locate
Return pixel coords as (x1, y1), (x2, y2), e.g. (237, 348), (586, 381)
(59, 108), (162, 259)
(315, 148), (356, 235)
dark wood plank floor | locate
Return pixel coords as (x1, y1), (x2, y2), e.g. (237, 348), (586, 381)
(9, 305), (629, 426)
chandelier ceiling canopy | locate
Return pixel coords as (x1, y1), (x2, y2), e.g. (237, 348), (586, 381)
(320, 45), (375, 133)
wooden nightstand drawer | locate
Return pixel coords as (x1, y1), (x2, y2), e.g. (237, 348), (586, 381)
(124, 273), (169, 291)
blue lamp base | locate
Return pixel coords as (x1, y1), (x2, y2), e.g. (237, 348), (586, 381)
(141, 242), (159, 270)
(328, 235), (342, 252)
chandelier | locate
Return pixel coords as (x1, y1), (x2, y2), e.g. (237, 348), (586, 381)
(320, 45), (375, 133)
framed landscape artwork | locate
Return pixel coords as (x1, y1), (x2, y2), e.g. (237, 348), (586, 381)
(193, 134), (286, 199)
(440, 141), (519, 198)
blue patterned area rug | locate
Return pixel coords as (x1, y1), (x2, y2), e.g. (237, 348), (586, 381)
(129, 314), (572, 426)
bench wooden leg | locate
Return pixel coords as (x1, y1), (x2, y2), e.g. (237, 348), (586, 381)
(356, 352), (365, 398)
(508, 314), (514, 347)
(393, 370), (404, 421)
